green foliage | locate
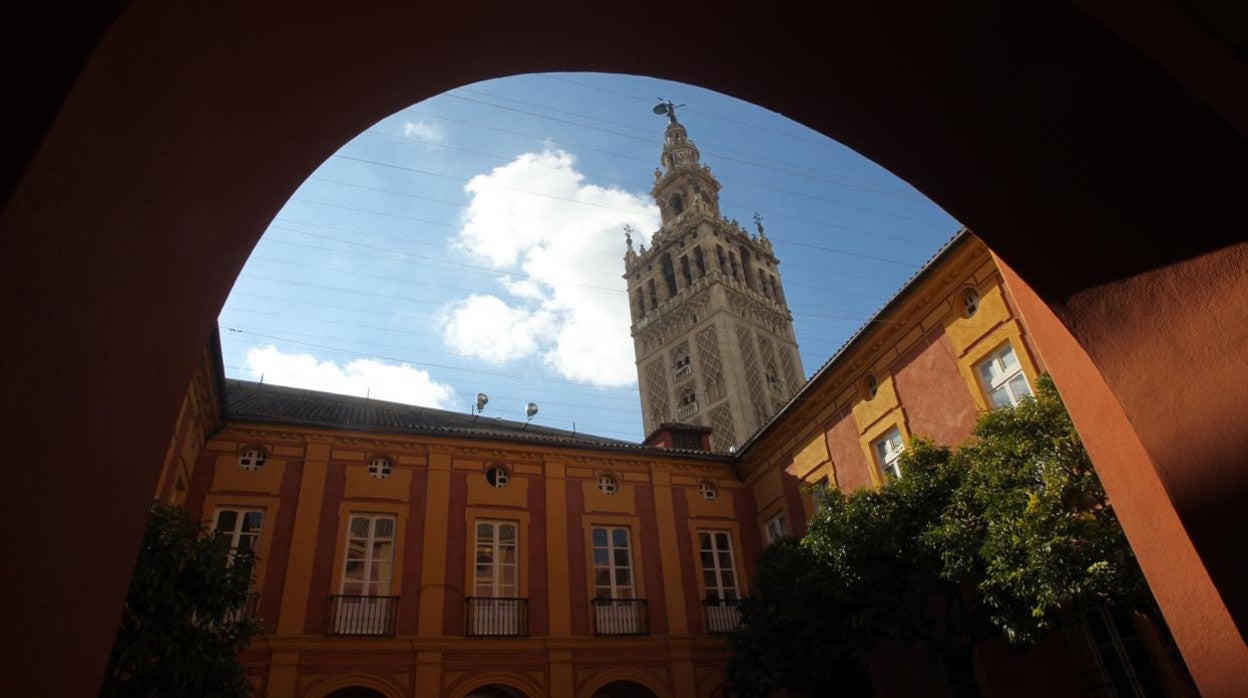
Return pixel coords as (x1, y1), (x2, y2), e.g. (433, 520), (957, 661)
(728, 375), (1152, 695)
(727, 538), (870, 698)
(100, 501), (261, 698)
(804, 439), (966, 645)
(929, 375), (1151, 643)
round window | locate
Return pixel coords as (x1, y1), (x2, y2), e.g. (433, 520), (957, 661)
(597, 474), (619, 495)
(962, 287), (980, 318)
(367, 457), (392, 480)
(486, 466), (509, 489)
(239, 447), (267, 471)
(699, 481), (718, 501)
(862, 374), (879, 400)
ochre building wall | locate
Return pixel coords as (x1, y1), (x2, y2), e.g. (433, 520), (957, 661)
(187, 424), (750, 698)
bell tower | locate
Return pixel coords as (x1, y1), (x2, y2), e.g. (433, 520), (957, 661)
(625, 104), (804, 451)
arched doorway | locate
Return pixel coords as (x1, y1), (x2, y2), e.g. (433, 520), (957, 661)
(3, 4), (1247, 697)
(592, 680), (659, 698)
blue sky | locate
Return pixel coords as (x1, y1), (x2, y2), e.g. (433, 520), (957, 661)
(218, 72), (962, 442)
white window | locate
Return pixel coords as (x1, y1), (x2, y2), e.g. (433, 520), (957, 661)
(699, 481), (718, 501)
(700, 531), (742, 633)
(592, 526), (634, 599)
(486, 466), (509, 488)
(213, 508), (264, 555)
(874, 427), (905, 479)
(699, 531), (739, 602)
(367, 456), (392, 480)
(764, 512), (788, 544)
(470, 520), (523, 636)
(238, 447), (266, 471)
(332, 514), (397, 635)
(978, 344), (1034, 408)
(597, 474), (619, 495)
(474, 521), (518, 598)
(592, 526), (642, 634)
(340, 514), (395, 597)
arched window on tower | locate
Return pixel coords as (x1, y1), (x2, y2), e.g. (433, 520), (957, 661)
(729, 251), (741, 281)
(680, 255), (693, 286)
(694, 247), (707, 277)
(669, 192), (685, 215)
(634, 289), (646, 318)
(770, 274), (784, 306)
(662, 255), (679, 296)
(716, 245), (728, 275)
(647, 279), (659, 309)
(678, 386), (699, 420)
(766, 364), (783, 395)
(739, 248), (755, 290)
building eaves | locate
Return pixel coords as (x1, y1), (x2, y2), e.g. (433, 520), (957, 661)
(224, 380), (733, 463)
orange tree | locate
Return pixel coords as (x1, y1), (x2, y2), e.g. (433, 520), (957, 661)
(100, 501), (261, 697)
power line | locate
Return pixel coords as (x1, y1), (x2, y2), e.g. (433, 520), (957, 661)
(451, 84), (929, 202)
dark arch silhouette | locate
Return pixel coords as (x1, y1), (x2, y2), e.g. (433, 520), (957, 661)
(467, 685), (528, 698)
(2, 4), (1246, 696)
(326, 688), (387, 698)
(592, 680), (659, 698)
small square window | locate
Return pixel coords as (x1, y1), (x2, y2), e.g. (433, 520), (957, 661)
(367, 457), (392, 480)
(239, 447), (267, 471)
(598, 474), (619, 495)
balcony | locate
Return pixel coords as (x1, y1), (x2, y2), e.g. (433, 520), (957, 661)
(592, 598), (650, 636)
(703, 597), (742, 634)
(326, 595), (399, 636)
(673, 362), (692, 381)
(466, 597), (529, 637)
(676, 400), (699, 420)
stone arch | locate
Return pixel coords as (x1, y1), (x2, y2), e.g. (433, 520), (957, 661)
(3, 4), (1248, 696)
(446, 671), (544, 698)
(579, 670), (671, 698)
(304, 673), (406, 698)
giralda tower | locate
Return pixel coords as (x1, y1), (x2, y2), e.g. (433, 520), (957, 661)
(625, 104), (804, 451)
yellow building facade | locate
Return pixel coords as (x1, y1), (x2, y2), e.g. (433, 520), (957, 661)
(154, 231), (1187, 697)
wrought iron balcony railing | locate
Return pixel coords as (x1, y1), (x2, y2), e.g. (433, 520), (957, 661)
(591, 598), (650, 636)
(465, 597), (529, 637)
(326, 595), (399, 636)
(677, 400), (699, 420)
(703, 597), (742, 634)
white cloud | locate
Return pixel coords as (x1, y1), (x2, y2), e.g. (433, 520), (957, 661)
(243, 345), (456, 408)
(402, 120), (445, 143)
(439, 294), (555, 364)
(440, 149), (659, 387)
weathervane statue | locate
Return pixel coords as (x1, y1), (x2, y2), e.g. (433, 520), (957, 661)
(653, 99), (684, 124)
